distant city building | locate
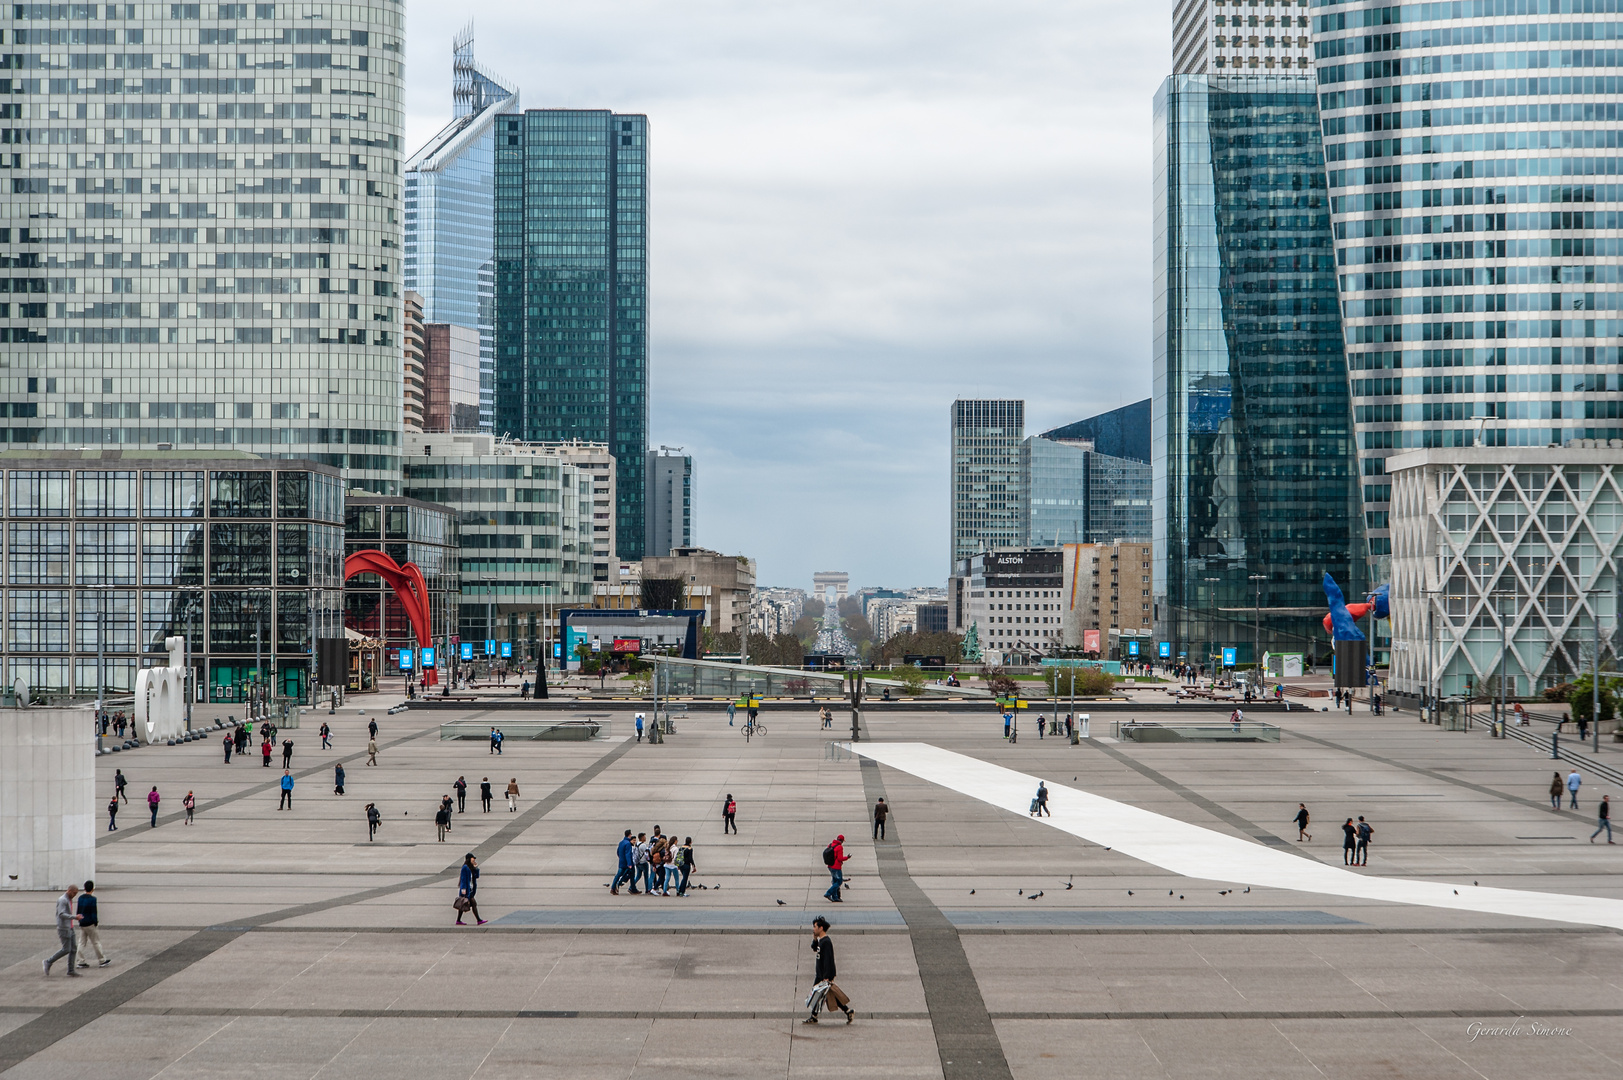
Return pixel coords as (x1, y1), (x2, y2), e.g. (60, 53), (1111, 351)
(1039, 400), (1151, 464)
(645, 448), (693, 558)
(869, 599), (920, 644)
(1059, 541), (1155, 658)
(495, 109), (649, 558)
(750, 587), (807, 639)
(1172, 0), (1314, 75)
(950, 401), (1026, 572)
(1085, 451), (1153, 544)
(641, 547), (757, 636)
(915, 602), (950, 635)
(950, 548), (1066, 665)
(401, 432), (610, 655)
(422, 324), (481, 433)
(404, 27), (519, 432)
(1023, 435), (1152, 548)
(1387, 444), (1623, 704)
(403, 292), (427, 433)
(1153, 73), (1366, 666)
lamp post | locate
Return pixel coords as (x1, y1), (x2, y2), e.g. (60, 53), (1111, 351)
(1203, 576), (1220, 683)
(1489, 589), (1514, 735)
(1249, 573), (1266, 686)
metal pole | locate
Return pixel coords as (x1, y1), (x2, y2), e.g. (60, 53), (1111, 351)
(95, 597), (105, 732)
(184, 600), (193, 731)
(1594, 607), (1601, 753)
(255, 616), (262, 719)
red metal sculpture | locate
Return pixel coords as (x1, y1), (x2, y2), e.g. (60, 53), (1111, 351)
(344, 550), (436, 684)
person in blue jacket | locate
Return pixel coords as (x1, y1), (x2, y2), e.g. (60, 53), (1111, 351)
(611, 829), (638, 895)
(457, 853), (485, 925)
(278, 770), (294, 809)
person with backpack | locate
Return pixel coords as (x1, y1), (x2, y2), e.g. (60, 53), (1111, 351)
(183, 791), (196, 825)
(633, 832), (652, 893)
(650, 835), (669, 895)
(1355, 816), (1373, 865)
(723, 794), (737, 834)
(223, 731), (234, 763)
(1550, 771), (1565, 810)
(676, 837), (695, 896)
(822, 835), (848, 902)
(365, 803), (381, 841)
(454, 776), (467, 813)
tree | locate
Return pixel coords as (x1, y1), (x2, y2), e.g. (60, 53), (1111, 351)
(984, 668), (1019, 698)
(876, 630), (963, 665)
(1041, 664), (1117, 697)
(1568, 674), (1621, 727)
(803, 598), (825, 619)
(891, 666), (926, 695)
(790, 615), (821, 643)
(842, 610), (874, 645)
(641, 577), (686, 610)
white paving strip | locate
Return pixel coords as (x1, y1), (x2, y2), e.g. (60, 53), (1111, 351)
(847, 741), (1623, 931)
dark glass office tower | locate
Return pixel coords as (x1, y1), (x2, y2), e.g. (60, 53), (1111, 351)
(1153, 74), (1366, 666)
(494, 110), (648, 558)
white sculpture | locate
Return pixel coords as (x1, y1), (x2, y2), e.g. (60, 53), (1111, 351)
(136, 635), (188, 744)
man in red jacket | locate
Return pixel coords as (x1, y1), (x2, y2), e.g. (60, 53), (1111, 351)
(822, 835), (848, 902)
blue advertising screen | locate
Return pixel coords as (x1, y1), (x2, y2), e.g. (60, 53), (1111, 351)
(485, 639), (496, 656)
(460, 642), (473, 661)
(553, 642), (562, 658)
(500, 641), (512, 658)
(1158, 641), (1171, 658)
(1128, 641), (1140, 656)
(421, 647), (436, 669)
(1222, 647), (1237, 667)
(397, 649), (412, 670)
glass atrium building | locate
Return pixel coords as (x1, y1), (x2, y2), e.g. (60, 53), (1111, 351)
(0, 2), (407, 492)
(402, 28), (517, 432)
(1153, 73), (1367, 665)
(494, 109), (648, 559)
(1314, 0), (1623, 574)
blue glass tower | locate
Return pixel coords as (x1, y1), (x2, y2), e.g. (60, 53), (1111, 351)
(1154, 73), (1366, 664)
(494, 110), (649, 559)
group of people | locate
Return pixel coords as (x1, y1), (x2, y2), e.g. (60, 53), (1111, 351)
(1552, 769), (1614, 842)
(97, 710), (130, 739)
(220, 720), (284, 764)
(612, 829), (696, 896)
(1001, 712), (1085, 742)
(43, 881), (110, 977)
(1291, 804), (1376, 865)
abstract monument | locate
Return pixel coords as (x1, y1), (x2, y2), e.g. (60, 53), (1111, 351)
(135, 635), (188, 744)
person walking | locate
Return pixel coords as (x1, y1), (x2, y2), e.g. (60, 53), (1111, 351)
(873, 798), (889, 840)
(1032, 781), (1050, 818)
(1591, 794), (1614, 844)
(146, 786), (161, 827)
(277, 771), (294, 810)
(319, 722), (331, 749)
(454, 776), (467, 813)
(494, 728), (504, 755)
(43, 884), (81, 977)
(107, 794), (119, 831)
(489, 727), (499, 754)
(114, 769), (128, 804)
(75, 880), (109, 969)
(1568, 768), (1583, 809)
(366, 736), (378, 766)
(822, 835), (848, 902)
(612, 829), (638, 895)
(435, 802), (451, 842)
(723, 794), (737, 835)
(1230, 708), (1244, 733)
(1037, 713), (1046, 740)
(1294, 803), (1312, 841)
(676, 837), (695, 896)
(803, 915), (854, 1024)
(334, 763), (346, 795)
(1355, 816), (1373, 866)
(635, 714), (644, 742)
(456, 854), (486, 925)
(505, 778), (519, 812)
(183, 790), (196, 825)
(368, 717), (378, 740)
(1003, 711), (1012, 740)
(223, 731), (234, 763)
(480, 777), (493, 813)
(1341, 818), (1357, 865)
(1550, 771), (1565, 810)
(727, 700), (736, 726)
(633, 832), (652, 893)
(365, 802), (381, 841)
(261, 736), (273, 768)
(281, 739), (294, 769)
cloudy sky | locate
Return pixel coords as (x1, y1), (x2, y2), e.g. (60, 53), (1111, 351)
(404, 1), (1168, 591)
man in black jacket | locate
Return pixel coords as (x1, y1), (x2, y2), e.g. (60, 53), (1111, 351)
(804, 916), (854, 1024)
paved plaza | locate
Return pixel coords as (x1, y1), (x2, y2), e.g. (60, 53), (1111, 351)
(2, 699), (1622, 1078)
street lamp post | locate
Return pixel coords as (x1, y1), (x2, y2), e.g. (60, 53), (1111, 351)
(1203, 576), (1220, 683)
(1249, 574), (1266, 687)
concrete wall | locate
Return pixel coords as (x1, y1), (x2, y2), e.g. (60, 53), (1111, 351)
(0, 708), (95, 891)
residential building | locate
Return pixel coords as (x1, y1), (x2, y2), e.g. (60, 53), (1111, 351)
(1387, 444), (1623, 705)
(401, 432), (610, 653)
(1023, 435), (1153, 547)
(1153, 73), (1367, 666)
(495, 109), (649, 559)
(403, 292), (426, 432)
(1040, 400), (1151, 464)
(1173, 0), (1315, 75)
(422, 323), (480, 432)
(645, 447), (693, 558)
(0, 450), (346, 703)
(641, 547), (756, 636)
(0, 3), (407, 493)
(950, 400), (1026, 572)
(1314, 4), (1623, 584)
(750, 587), (806, 639)
(1059, 541), (1156, 658)
(341, 491), (460, 686)
(950, 549), (1066, 665)
(403, 27), (518, 432)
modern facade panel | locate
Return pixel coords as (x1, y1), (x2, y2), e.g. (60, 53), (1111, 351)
(950, 400), (1025, 571)
(1039, 399), (1152, 463)
(423, 323), (480, 432)
(1154, 74), (1367, 666)
(949, 548), (1065, 664)
(0, 2), (408, 490)
(1085, 451), (1154, 543)
(1174, 0), (1316, 75)
(494, 109), (648, 559)
(1024, 436), (1088, 547)
(645, 447), (693, 558)
(1314, 0), (1623, 585)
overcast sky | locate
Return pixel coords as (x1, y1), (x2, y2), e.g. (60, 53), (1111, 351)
(405, 1), (1167, 592)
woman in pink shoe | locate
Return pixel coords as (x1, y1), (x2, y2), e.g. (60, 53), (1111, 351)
(456, 853), (487, 926)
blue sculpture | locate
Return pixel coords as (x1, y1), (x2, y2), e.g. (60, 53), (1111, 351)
(1323, 573), (1366, 641)
(1368, 582), (1389, 621)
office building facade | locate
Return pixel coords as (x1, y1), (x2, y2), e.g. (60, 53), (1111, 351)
(949, 548), (1065, 664)
(422, 323), (479, 432)
(1060, 541), (1156, 657)
(1, 2), (407, 491)
(494, 109), (649, 559)
(1174, 0), (1316, 75)
(1314, 1), (1623, 579)
(645, 447), (692, 558)
(341, 491), (458, 688)
(1039, 400), (1152, 464)
(402, 27), (515, 432)
(1154, 73), (1367, 666)
(1024, 435), (1153, 547)
(950, 400), (1025, 572)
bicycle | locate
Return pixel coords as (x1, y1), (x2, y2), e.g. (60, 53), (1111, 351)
(742, 720), (767, 739)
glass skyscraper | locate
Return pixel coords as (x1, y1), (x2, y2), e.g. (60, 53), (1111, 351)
(402, 27), (516, 433)
(1154, 73), (1366, 664)
(493, 109), (648, 559)
(950, 400), (1025, 571)
(1, 2), (407, 492)
(1314, 0), (1623, 573)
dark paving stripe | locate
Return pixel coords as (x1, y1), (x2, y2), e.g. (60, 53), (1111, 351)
(97, 721), (450, 844)
(0, 737), (633, 1075)
(860, 757), (1013, 1080)
(1081, 738), (1302, 851)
